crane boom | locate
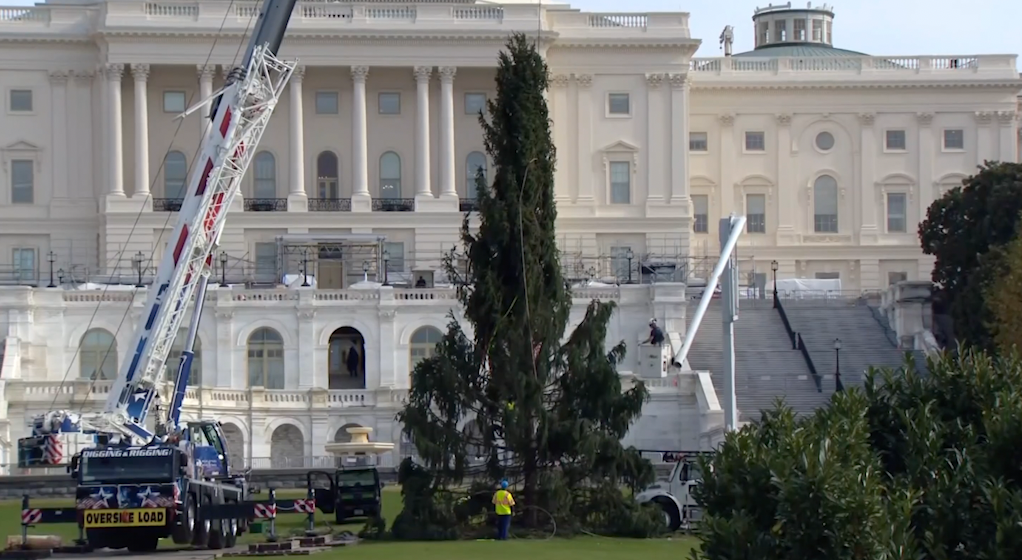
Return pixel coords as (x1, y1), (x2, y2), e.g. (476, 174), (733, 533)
(22, 0), (300, 454)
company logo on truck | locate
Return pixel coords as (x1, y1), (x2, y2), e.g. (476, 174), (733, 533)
(81, 448), (174, 458)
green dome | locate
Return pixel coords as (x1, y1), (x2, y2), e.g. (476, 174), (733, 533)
(733, 43), (868, 58)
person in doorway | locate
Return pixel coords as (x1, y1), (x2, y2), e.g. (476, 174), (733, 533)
(644, 318), (665, 346)
(492, 480), (515, 540)
(346, 346), (360, 378)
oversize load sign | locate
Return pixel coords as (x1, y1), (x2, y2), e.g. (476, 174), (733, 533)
(83, 508), (166, 528)
(81, 448), (173, 458)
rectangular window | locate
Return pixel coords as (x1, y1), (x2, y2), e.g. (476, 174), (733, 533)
(610, 246), (632, 282)
(689, 132), (708, 152)
(943, 129), (964, 150)
(794, 19), (806, 41)
(607, 93), (630, 116)
(815, 272), (840, 280)
(774, 20), (786, 42)
(609, 161), (630, 204)
(812, 20), (822, 41)
(744, 131), (765, 152)
(8, 89), (32, 112)
(758, 21), (769, 44)
(886, 192), (907, 233)
(888, 271), (908, 285)
(464, 92), (486, 115)
(692, 195), (709, 233)
(13, 248), (35, 283)
(163, 91), (186, 113)
(379, 92), (400, 115)
(745, 194), (766, 233)
(315, 91), (339, 115)
(384, 242), (404, 273)
(254, 242), (277, 283)
(11, 159), (34, 204)
(885, 130), (906, 151)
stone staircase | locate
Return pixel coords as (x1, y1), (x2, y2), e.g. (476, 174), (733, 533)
(686, 300), (824, 420)
(783, 302), (907, 388)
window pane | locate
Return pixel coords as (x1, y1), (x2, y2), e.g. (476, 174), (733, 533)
(610, 246), (632, 280)
(163, 91), (186, 113)
(164, 151), (188, 199)
(9, 89), (32, 112)
(692, 195), (708, 233)
(885, 130), (906, 150)
(254, 242), (276, 282)
(379, 93), (400, 115)
(253, 152), (276, 198)
(689, 132), (708, 152)
(886, 193), (907, 232)
(14, 248), (35, 281)
(464, 93), (486, 115)
(608, 93), (629, 115)
(465, 152), (486, 198)
(384, 242), (404, 273)
(813, 175), (839, 233)
(609, 162), (630, 204)
(745, 132), (765, 151)
(379, 152), (401, 198)
(315, 92), (338, 115)
(11, 160), (33, 204)
(746, 194), (766, 233)
(943, 129), (964, 150)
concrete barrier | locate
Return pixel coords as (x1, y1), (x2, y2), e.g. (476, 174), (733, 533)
(0, 467), (399, 500)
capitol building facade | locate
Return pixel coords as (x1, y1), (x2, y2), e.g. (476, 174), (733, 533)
(0, 0), (1018, 470)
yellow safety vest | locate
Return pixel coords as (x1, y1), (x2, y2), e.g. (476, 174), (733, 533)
(492, 489), (514, 515)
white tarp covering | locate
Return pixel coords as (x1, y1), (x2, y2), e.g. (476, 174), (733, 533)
(770, 278), (843, 298)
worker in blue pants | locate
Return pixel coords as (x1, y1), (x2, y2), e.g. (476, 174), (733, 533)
(492, 480), (515, 540)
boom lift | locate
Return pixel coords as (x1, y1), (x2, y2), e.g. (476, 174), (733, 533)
(16, 0), (301, 551)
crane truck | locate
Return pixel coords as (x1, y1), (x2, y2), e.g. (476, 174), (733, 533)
(15, 0), (301, 551)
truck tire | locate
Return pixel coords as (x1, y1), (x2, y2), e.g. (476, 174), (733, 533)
(224, 509), (238, 549)
(653, 497), (681, 531)
(192, 493), (210, 546)
(207, 495), (228, 550)
(172, 493), (196, 545)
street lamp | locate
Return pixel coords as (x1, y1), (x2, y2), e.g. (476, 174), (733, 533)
(833, 338), (844, 392)
(625, 249), (634, 284)
(770, 260), (779, 307)
(300, 248), (311, 287)
(133, 251), (145, 287)
(46, 250), (56, 288)
(586, 266), (596, 283)
(219, 251), (229, 287)
(382, 249), (390, 286)
(57, 268), (65, 286)
(362, 260), (370, 282)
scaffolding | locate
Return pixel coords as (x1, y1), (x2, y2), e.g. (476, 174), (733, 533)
(274, 234), (387, 289)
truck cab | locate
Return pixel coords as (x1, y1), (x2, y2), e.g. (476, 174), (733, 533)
(311, 467), (383, 524)
(634, 451), (711, 531)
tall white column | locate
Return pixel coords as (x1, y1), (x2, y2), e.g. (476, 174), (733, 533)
(774, 114), (796, 244)
(644, 73), (665, 205)
(48, 71), (69, 199)
(288, 66), (306, 198)
(668, 73), (690, 205)
(574, 74), (593, 203)
(73, 71), (94, 201)
(438, 66), (457, 198)
(197, 65), (215, 117)
(131, 64), (150, 198)
(997, 111), (1017, 163)
(413, 66), (433, 198)
(104, 63), (125, 197)
(858, 113), (877, 243)
(550, 74), (571, 202)
(351, 65), (371, 210)
(916, 113), (934, 232)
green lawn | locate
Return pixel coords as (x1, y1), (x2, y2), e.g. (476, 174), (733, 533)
(8, 488), (697, 558)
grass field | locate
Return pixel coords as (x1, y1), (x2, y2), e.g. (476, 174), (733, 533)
(7, 488), (698, 559)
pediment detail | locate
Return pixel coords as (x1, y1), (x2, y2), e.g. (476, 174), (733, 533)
(600, 140), (639, 153)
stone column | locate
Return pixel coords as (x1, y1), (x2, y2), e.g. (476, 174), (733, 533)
(131, 64), (150, 198)
(550, 74), (571, 202)
(858, 113), (878, 243)
(413, 66), (433, 199)
(48, 71), (69, 199)
(437, 66), (457, 199)
(288, 66), (307, 208)
(73, 71), (95, 202)
(574, 74), (594, 204)
(668, 73), (690, 204)
(104, 63), (125, 197)
(644, 73), (664, 205)
(774, 114), (795, 244)
(997, 111), (1017, 163)
(975, 111), (993, 167)
(717, 114), (735, 220)
(197, 65), (215, 117)
(916, 113), (934, 233)
(351, 66), (371, 212)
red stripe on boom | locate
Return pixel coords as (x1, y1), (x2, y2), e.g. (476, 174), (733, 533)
(195, 159), (214, 197)
(172, 226), (189, 265)
(219, 107), (232, 138)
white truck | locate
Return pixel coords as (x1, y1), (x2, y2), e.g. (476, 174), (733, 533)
(635, 451), (713, 531)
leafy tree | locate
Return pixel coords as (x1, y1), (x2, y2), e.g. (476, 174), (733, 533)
(693, 351), (1022, 560)
(918, 162), (1022, 349)
(986, 228), (1022, 355)
(395, 33), (655, 537)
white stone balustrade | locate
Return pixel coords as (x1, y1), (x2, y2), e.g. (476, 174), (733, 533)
(689, 55), (1019, 79)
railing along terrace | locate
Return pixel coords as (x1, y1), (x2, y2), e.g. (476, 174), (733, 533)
(688, 55), (1017, 77)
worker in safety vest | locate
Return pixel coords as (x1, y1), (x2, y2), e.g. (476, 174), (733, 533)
(491, 480), (515, 540)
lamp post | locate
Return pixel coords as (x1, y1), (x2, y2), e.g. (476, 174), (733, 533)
(57, 268), (65, 286)
(770, 260), (779, 308)
(300, 248), (311, 287)
(833, 338), (844, 392)
(587, 266), (596, 283)
(46, 250), (56, 288)
(382, 249), (390, 285)
(625, 249), (634, 284)
(132, 251), (145, 287)
(219, 251), (229, 287)
(362, 260), (370, 282)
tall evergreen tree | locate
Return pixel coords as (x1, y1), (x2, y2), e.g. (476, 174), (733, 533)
(396, 33), (653, 532)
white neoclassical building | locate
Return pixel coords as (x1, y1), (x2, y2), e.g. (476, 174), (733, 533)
(0, 0), (1019, 468)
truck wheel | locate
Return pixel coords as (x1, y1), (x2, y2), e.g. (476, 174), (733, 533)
(127, 536), (158, 552)
(224, 511), (238, 548)
(653, 498), (681, 531)
(334, 509), (346, 525)
(172, 493), (196, 545)
(206, 495), (228, 550)
(192, 494), (210, 546)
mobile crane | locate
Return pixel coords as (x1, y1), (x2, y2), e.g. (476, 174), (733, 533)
(15, 0), (300, 551)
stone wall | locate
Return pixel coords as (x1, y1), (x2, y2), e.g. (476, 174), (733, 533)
(0, 467), (400, 501)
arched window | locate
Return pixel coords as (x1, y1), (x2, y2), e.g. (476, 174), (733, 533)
(316, 151), (339, 199)
(165, 328), (203, 386)
(253, 151), (276, 199)
(164, 151), (188, 199)
(465, 152), (487, 199)
(247, 327), (284, 389)
(409, 326), (443, 370)
(80, 328), (117, 380)
(379, 152), (401, 199)
(813, 175), (839, 233)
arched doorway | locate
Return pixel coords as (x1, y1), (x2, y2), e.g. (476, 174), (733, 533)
(328, 327), (365, 390)
(221, 423), (245, 469)
(269, 424), (304, 468)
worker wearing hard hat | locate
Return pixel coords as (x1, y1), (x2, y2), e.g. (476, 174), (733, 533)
(644, 318), (665, 346)
(492, 480), (515, 540)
